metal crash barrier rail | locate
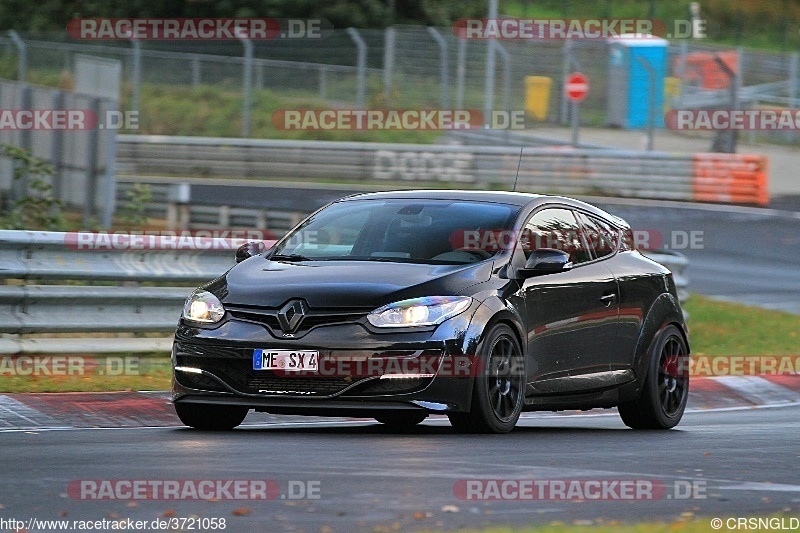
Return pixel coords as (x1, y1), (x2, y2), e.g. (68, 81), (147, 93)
(0, 230), (687, 354)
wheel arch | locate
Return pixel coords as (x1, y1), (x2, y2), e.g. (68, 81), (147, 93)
(627, 293), (688, 399)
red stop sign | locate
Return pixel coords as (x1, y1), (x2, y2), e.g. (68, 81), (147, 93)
(565, 72), (589, 102)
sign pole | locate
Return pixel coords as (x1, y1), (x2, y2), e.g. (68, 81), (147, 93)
(571, 100), (579, 146)
(565, 72), (588, 147)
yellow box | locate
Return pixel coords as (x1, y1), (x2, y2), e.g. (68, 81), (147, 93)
(524, 76), (552, 121)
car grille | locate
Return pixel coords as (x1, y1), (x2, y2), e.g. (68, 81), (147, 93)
(225, 305), (369, 336)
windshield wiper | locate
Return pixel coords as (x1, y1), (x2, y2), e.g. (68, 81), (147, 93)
(270, 253), (313, 262)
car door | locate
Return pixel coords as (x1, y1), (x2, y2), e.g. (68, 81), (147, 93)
(574, 211), (636, 379)
(520, 207), (620, 395)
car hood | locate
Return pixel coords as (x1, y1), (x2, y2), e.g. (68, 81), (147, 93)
(218, 258), (495, 308)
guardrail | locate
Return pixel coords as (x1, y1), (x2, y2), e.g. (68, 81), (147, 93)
(117, 135), (769, 206)
(0, 230), (688, 354)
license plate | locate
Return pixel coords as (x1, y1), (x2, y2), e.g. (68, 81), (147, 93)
(253, 349), (319, 372)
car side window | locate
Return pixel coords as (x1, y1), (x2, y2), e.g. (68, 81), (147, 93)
(575, 212), (618, 260)
(520, 208), (592, 264)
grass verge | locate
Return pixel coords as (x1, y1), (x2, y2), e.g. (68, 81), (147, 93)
(683, 295), (800, 356)
(471, 514), (796, 532)
(0, 354), (171, 393)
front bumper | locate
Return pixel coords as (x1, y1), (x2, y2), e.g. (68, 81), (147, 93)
(171, 311), (480, 415)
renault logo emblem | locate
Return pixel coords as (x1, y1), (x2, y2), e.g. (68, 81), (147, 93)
(277, 300), (308, 333)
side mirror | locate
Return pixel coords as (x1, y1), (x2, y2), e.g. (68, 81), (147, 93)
(235, 241), (267, 263)
(518, 248), (572, 278)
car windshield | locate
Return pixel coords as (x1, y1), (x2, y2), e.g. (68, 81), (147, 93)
(271, 199), (519, 264)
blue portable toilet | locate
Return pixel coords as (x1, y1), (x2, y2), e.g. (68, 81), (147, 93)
(606, 34), (668, 128)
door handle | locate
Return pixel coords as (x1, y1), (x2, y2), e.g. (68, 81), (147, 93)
(600, 293), (617, 306)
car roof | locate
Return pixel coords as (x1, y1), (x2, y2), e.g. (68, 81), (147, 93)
(339, 190), (624, 225)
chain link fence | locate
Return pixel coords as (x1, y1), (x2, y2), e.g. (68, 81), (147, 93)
(1, 28), (800, 141)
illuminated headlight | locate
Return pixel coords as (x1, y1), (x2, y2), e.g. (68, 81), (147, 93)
(367, 296), (472, 328)
(182, 290), (225, 324)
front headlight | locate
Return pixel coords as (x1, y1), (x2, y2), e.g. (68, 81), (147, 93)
(182, 290), (225, 324)
(367, 296), (472, 328)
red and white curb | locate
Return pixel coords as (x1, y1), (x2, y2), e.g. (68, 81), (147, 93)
(690, 375), (800, 409)
(0, 376), (798, 431)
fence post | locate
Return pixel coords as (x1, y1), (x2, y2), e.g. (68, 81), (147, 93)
(347, 28), (367, 109)
(560, 40), (572, 125)
(83, 98), (101, 226)
(787, 52), (798, 143)
(427, 27), (449, 108)
(102, 99), (118, 229)
(11, 85), (32, 204)
(128, 37), (141, 112)
(8, 31), (26, 82)
(496, 43), (511, 115)
(191, 55), (201, 88)
(254, 60), (264, 91)
(636, 56), (657, 151)
(456, 37), (466, 109)
(483, 0), (498, 125)
(383, 27), (396, 105)
(318, 67), (328, 99)
(50, 90), (65, 208)
(239, 34), (253, 138)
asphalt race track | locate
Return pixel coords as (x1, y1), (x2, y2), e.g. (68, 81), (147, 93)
(1, 193), (798, 532)
(1, 406), (799, 532)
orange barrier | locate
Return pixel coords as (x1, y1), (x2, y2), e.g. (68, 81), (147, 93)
(676, 51), (739, 90)
(692, 154), (769, 206)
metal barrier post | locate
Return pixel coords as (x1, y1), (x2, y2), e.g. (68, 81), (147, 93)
(128, 37), (141, 112)
(483, 0), (498, 126)
(83, 97), (101, 226)
(8, 31), (26, 82)
(560, 40), (572, 125)
(427, 27), (449, 108)
(787, 52), (798, 143)
(383, 28), (395, 105)
(50, 90), (65, 208)
(636, 56), (657, 151)
(347, 28), (367, 109)
(102, 99), (118, 229)
(239, 33), (253, 138)
(455, 37), (466, 109)
(191, 55), (201, 88)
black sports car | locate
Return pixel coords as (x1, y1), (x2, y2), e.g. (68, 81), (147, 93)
(172, 190), (689, 433)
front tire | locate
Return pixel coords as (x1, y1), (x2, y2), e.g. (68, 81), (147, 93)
(618, 325), (689, 430)
(448, 324), (524, 434)
(174, 403), (248, 430)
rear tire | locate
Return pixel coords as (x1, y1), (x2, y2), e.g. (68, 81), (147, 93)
(174, 403), (248, 430)
(374, 411), (428, 427)
(618, 325), (689, 430)
(448, 324), (524, 434)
